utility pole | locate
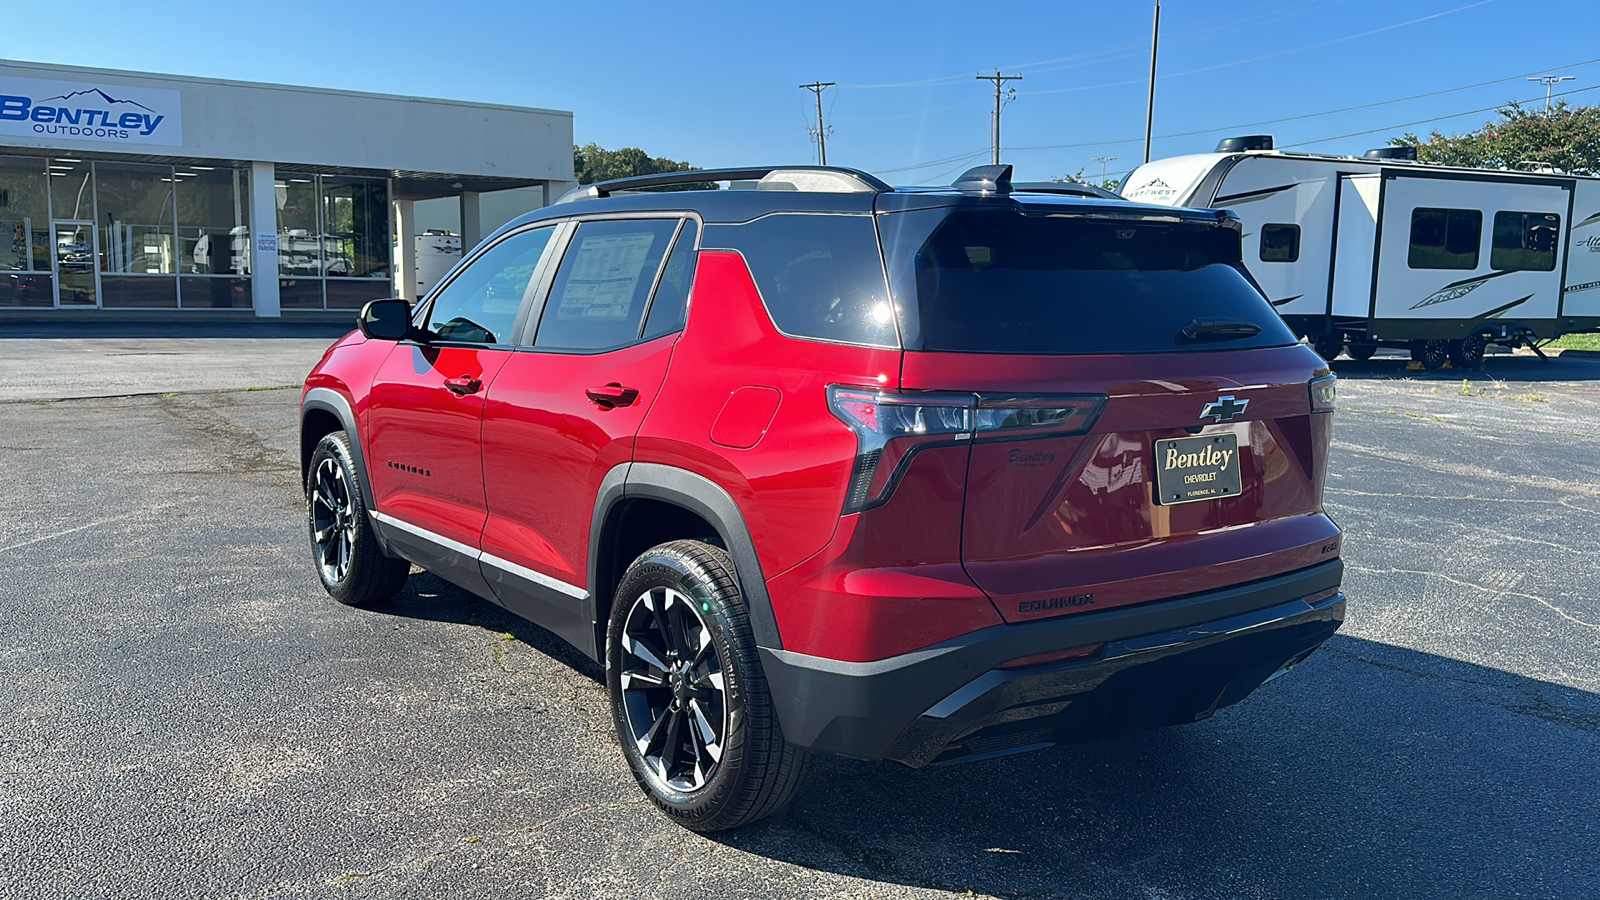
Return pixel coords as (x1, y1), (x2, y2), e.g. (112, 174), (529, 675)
(1143, 1), (1161, 164)
(1093, 156), (1117, 185)
(799, 81), (836, 164)
(977, 69), (1022, 165)
(1527, 75), (1575, 114)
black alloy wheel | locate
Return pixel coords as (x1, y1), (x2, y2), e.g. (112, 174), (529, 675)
(1417, 339), (1451, 372)
(306, 431), (410, 606)
(1450, 334), (1488, 370)
(310, 455), (357, 586)
(607, 540), (807, 831)
(617, 584), (728, 793)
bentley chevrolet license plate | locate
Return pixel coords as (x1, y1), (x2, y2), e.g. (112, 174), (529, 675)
(1154, 433), (1242, 505)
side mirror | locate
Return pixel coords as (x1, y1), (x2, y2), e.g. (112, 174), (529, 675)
(358, 298), (418, 342)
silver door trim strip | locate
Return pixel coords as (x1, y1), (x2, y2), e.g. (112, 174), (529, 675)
(480, 551), (589, 600)
(369, 511), (590, 601)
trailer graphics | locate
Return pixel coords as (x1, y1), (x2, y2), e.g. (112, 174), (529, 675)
(1122, 140), (1600, 369)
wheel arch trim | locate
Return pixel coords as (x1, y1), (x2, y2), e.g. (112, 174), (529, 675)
(589, 462), (782, 652)
(302, 387), (389, 555)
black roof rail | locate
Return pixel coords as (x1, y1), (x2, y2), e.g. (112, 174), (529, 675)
(555, 166), (893, 204)
(1011, 181), (1121, 200)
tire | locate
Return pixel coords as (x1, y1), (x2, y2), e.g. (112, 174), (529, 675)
(306, 431), (409, 606)
(607, 540), (807, 832)
(1450, 334), (1487, 370)
(1346, 342), (1378, 362)
(1417, 339), (1450, 372)
(1311, 334), (1344, 361)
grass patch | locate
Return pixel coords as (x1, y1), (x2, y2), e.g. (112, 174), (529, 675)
(244, 384), (300, 392)
(1550, 333), (1600, 351)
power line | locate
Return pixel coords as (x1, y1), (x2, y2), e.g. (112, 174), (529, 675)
(1002, 56), (1600, 154)
(1282, 83), (1600, 149)
(799, 81), (835, 165)
(977, 70), (1023, 165)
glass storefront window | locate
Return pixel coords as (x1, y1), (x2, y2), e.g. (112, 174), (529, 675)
(176, 167), (251, 277)
(322, 177), (389, 279)
(277, 173), (390, 309)
(97, 162), (176, 276)
(0, 155), (53, 307)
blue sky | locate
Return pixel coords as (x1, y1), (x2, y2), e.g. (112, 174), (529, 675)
(5, 0), (1597, 185)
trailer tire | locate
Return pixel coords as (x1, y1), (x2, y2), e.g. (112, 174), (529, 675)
(1346, 342), (1378, 362)
(1450, 334), (1487, 370)
(1312, 334), (1344, 361)
(1417, 339), (1450, 372)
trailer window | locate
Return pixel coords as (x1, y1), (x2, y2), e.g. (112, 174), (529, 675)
(1408, 208), (1481, 270)
(1490, 211), (1560, 272)
(1260, 224), (1300, 262)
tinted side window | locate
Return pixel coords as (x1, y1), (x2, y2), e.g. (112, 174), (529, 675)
(1408, 208), (1481, 270)
(425, 225), (555, 344)
(535, 219), (678, 351)
(1491, 211), (1560, 272)
(1260, 223), (1300, 262)
(705, 214), (897, 348)
(642, 221), (699, 341)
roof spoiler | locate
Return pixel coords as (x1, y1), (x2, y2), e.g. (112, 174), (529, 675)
(555, 166), (893, 203)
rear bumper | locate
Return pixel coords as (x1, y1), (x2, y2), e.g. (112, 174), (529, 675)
(760, 560), (1344, 767)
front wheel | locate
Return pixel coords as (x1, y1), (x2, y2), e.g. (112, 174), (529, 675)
(306, 431), (409, 606)
(607, 540), (807, 832)
(1346, 342), (1378, 362)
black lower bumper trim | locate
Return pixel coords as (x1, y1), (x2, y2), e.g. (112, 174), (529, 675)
(759, 560), (1344, 766)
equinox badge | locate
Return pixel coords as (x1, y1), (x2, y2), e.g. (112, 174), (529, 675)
(1200, 395), (1249, 423)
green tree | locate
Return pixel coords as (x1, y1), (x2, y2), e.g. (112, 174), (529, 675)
(1050, 168), (1121, 191)
(1391, 101), (1600, 175)
(573, 143), (697, 184)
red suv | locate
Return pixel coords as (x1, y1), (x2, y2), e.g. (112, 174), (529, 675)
(301, 164), (1345, 831)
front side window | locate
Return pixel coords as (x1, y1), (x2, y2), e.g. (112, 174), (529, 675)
(1408, 208), (1481, 270)
(1260, 223), (1300, 262)
(425, 225), (555, 344)
(534, 218), (679, 351)
(1491, 211), (1560, 272)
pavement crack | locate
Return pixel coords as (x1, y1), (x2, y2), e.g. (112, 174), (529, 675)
(1346, 563), (1600, 630)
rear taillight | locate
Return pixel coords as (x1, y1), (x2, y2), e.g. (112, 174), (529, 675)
(1309, 374), (1337, 412)
(827, 386), (1104, 512)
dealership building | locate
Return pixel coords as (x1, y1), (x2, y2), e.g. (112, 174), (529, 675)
(0, 59), (574, 318)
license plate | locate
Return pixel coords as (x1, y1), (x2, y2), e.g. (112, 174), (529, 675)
(1154, 433), (1242, 506)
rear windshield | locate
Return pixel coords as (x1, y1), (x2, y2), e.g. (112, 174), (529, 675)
(880, 208), (1297, 354)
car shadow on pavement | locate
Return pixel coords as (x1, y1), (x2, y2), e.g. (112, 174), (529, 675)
(709, 634), (1600, 899)
(373, 569), (604, 682)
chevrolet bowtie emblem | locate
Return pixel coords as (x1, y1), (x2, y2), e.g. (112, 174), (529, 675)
(1200, 395), (1249, 422)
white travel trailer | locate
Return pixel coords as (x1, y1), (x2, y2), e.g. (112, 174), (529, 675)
(1121, 136), (1600, 369)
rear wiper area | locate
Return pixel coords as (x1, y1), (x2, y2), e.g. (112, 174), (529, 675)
(1179, 317), (1263, 343)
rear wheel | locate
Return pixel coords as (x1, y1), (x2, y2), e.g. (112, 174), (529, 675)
(306, 432), (409, 606)
(1450, 334), (1487, 370)
(607, 540), (807, 832)
(1416, 339), (1450, 372)
(1311, 334), (1344, 361)
(1346, 342), (1378, 362)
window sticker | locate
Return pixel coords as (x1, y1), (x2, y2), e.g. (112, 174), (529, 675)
(556, 232), (656, 319)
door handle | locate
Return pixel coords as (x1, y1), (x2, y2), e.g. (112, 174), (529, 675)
(444, 376), (483, 396)
(586, 383), (640, 409)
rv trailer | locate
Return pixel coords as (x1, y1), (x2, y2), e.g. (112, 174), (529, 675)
(1121, 135), (1600, 369)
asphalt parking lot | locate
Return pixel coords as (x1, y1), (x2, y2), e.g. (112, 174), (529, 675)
(3, 329), (1597, 899)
